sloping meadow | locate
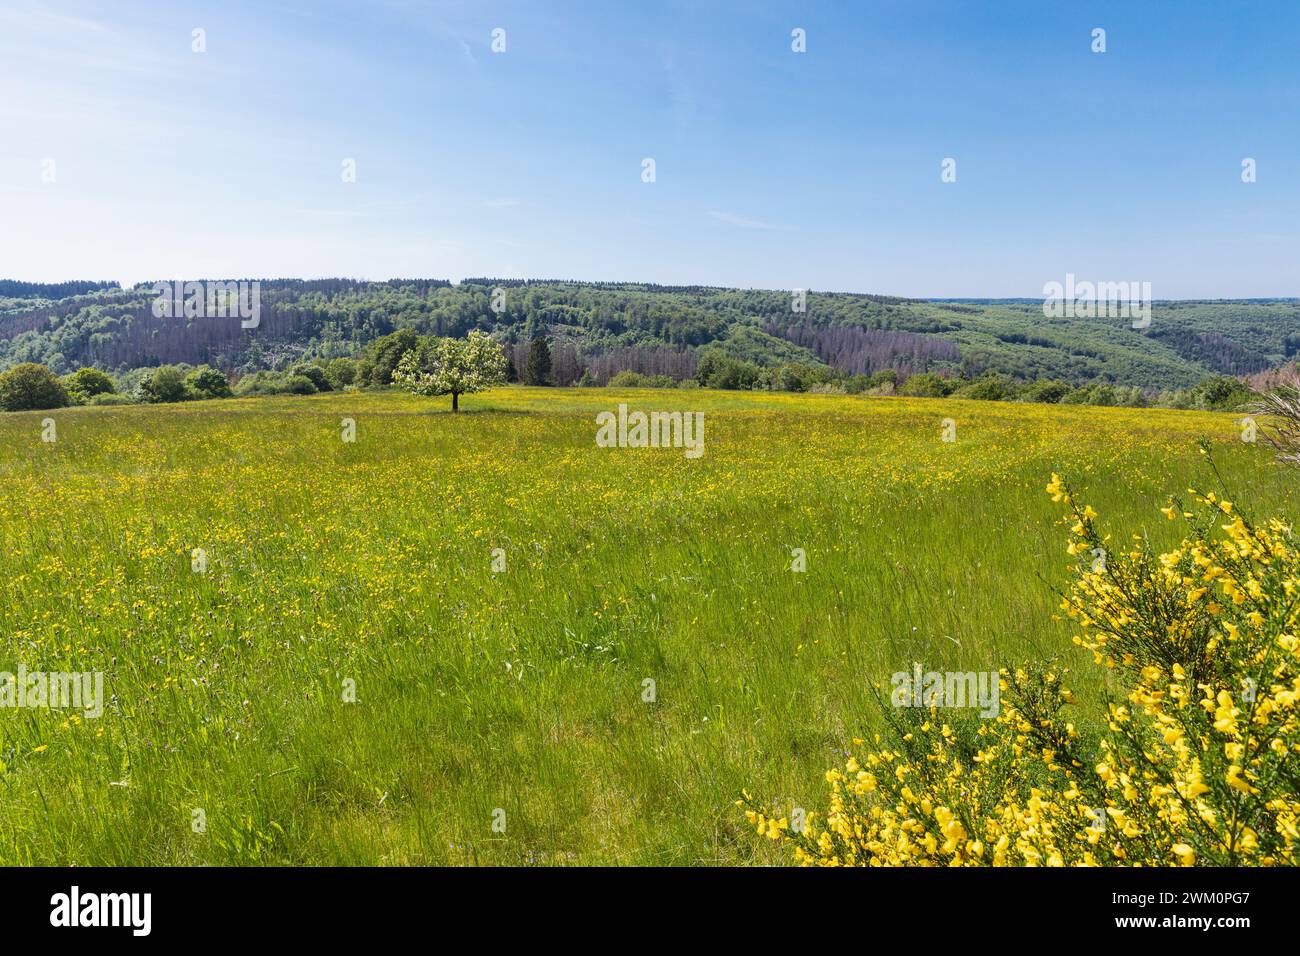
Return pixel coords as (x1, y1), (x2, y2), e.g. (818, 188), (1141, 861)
(0, 388), (1293, 864)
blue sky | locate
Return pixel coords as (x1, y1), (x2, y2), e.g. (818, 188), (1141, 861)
(1, 0), (1297, 296)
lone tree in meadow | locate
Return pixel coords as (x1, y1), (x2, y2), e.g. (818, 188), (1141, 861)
(393, 330), (506, 412)
(524, 336), (552, 386)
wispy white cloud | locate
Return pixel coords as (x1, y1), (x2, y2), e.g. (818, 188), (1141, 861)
(0, 3), (109, 36)
(707, 209), (776, 230)
(456, 34), (478, 67)
(336, 0), (483, 70)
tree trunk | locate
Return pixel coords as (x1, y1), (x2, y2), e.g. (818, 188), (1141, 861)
(451, 391), (459, 412)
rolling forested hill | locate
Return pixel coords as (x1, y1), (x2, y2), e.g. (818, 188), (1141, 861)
(1, 278), (1296, 389)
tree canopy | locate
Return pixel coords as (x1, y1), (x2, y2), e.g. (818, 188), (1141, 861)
(392, 330), (506, 411)
(0, 362), (70, 411)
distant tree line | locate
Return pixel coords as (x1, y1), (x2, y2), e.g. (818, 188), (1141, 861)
(0, 361), (232, 411)
(0, 279), (119, 299)
(3, 279), (1297, 397)
(0, 341), (1263, 416)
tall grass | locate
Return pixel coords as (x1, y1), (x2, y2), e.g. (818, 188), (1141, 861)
(0, 388), (1293, 864)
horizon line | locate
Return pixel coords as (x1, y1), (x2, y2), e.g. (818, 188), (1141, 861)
(4, 277), (1298, 304)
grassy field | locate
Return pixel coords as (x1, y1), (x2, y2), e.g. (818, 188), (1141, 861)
(0, 387), (1294, 865)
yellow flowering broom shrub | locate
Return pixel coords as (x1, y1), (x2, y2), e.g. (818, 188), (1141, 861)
(744, 461), (1300, 865)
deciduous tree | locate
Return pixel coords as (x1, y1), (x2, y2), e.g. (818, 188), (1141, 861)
(393, 330), (506, 412)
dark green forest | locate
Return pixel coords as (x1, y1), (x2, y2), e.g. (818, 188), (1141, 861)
(2, 278), (1297, 391)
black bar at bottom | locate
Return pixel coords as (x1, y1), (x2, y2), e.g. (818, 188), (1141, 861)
(0, 865), (1289, 941)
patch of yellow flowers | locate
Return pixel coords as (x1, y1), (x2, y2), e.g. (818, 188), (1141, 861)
(745, 466), (1300, 865)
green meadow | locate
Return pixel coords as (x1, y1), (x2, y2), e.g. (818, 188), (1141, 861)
(0, 388), (1293, 864)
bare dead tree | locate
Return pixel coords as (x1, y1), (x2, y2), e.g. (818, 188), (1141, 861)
(1250, 374), (1300, 465)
